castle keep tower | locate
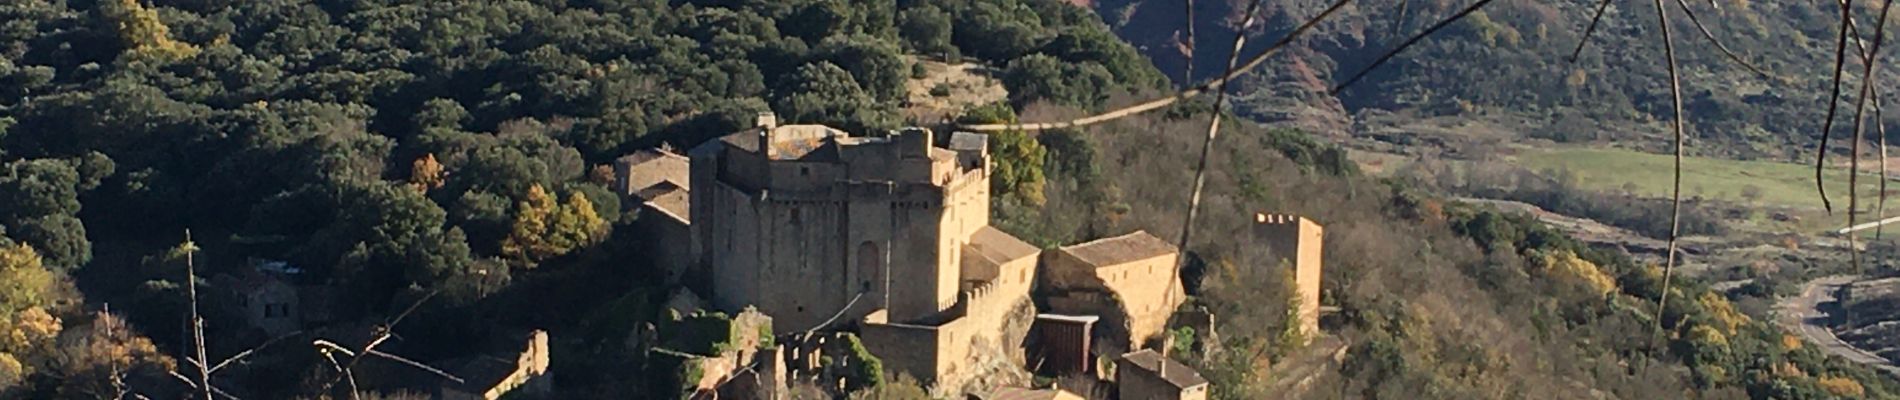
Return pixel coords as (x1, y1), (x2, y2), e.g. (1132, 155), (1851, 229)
(688, 114), (1004, 332)
(1252, 213), (1323, 340)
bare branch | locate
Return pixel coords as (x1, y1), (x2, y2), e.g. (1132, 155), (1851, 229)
(1393, 0), (1412, 38)
(1869, 97), (1884, 240)
(1167, 0), (1266, 365)
(317, 291), (438, 396)
(1570, 0), (1616, 62)
(365, 349), (463, 384)
(1183, 0), (1196, 85)
(801, 292), (866, 335)
(957, 0), (1355, 132)
(1818, 0), (1855, 215)
(1331, 0), (1500, 94)
(209, 330), (304, 374)
(181, 229), (212, 400)
(1652, 0), (1687, 333)
(1845, 0), (1895, 273)
(1671, 0), (1781, 82)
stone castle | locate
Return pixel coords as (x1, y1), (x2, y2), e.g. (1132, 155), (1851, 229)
(686, 113), (1024, 332)
(615, 113), (1327, 396)
(683, 114), (1040, 391)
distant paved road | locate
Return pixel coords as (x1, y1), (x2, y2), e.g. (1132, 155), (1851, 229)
(1776, 275), (1900, 377)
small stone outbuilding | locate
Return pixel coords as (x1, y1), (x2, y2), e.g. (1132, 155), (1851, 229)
(1039, 231), (1184, 352)
(1115, 349), (1208, 400)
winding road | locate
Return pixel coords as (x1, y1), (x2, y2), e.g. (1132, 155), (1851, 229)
(1776, 275), (1900, 377)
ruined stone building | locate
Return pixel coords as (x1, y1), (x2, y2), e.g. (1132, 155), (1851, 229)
(686, 114), (1040, 391)
(214, 260), (335, 337)
(1115, 349), (1208, 400)
(436, 330), (552, 400)
(1039, 231), (1185, 353)
(1251, 213), (1324, 340)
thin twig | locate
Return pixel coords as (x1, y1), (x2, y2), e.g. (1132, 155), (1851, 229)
(1331, 0), (1500, 94)
(1879, 97), (1891, 240)
(1165, 0), (1265, 367)
(318, 291), (438, 395)
(209, 330), (304, 374)
(1393, 0), (1412, 38)
(1845, 0), (1895, 273)
(802, 292), (866, 335)
(1819, 0), (1855, 215)
(313, 339), (465, 384)
(1571, 0), (1616, 62)
(1652, 0), (1687, 333)
(957, 0), (1355, 132)
(1671, 0), (1780, 81)
(167, 370), (241, 400)
(1184, 0), (1196, 85)
(183, 230), (212, 400)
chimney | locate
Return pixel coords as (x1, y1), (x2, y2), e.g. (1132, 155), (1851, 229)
(756, 112), (778, 130)
(758, 112), (778, 158)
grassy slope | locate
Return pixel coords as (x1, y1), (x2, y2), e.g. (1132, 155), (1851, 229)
(1515, 148), (1886, 210)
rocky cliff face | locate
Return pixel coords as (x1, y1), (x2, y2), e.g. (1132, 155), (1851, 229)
(940, 299), (1038, 398)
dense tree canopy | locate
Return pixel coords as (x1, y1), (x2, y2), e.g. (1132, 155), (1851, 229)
(0, 0), (1165, 396)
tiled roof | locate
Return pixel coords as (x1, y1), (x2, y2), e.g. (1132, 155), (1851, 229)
(966, 226), (1040, 265)
(717, 125), (847, 160)
(1056, 231), (1178, 267)
(644, 186), (690, 223)
(949, 131), (988, 151)
(1120, 349), (1209, 389)
(617, 149), (689, 198)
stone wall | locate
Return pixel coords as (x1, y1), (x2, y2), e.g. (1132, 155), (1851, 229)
(861, 242), (1036, 393)
(637, 201), (692, 286)
(1040, 235), (1183, 351)
(693, 124), (1001, 333)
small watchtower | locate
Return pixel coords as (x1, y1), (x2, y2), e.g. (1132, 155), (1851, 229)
(1251, 213), (1323, 342)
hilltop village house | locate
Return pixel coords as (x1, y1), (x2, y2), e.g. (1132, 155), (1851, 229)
(615, 113), (1329, 397)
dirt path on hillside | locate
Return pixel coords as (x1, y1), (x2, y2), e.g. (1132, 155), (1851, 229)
(1776, 275), (1900, 378)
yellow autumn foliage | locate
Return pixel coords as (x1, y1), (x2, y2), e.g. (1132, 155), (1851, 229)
(0, 243), (55, 330)
(102, 0), (200, 61)
(1697, 292), (1751, 335)
(1818, 376), (1866, 398)
(1688, 324), (1729, 349)
(1534, 250), (1616, 296)
(1780, 333), (1803, 351)
(502, 185), (608, 263)
(0, 352), (20, 389)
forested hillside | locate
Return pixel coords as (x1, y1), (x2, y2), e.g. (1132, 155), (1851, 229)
(0, 0), (1157, 397)
(3, 0), (1899, 399)
(1094, 0), (1898, 160)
